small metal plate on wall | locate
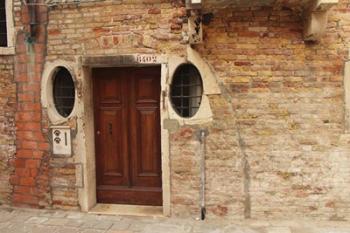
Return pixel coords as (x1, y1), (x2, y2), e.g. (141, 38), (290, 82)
(51, 126), (72, 156)
(196, 128), (209, 142)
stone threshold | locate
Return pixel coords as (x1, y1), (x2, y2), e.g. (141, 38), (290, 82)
(89, 203), (164, 217)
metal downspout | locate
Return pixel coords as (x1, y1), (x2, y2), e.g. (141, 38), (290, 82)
(197, 129), (208, 220)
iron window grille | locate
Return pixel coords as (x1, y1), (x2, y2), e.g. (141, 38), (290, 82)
(170, 64), (203, 118)
(0, 0), (7, 47)
(53, 67), (75, 118)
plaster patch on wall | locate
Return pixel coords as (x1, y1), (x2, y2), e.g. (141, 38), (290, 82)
(163, 119), (180, 132)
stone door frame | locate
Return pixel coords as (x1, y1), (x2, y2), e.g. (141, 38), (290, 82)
(79, 55), (171, 216)
(41, 50), (221, 216)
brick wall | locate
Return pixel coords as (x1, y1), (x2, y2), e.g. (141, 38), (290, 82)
(0, 56), (16, 205)
(7, 0), (350, 220)
(191, 0), (350, 220)
(10, 2), (52, 208)
(171, 1), (350, 220)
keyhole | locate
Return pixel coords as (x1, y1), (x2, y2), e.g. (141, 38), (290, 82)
(109, 123), (112, 135)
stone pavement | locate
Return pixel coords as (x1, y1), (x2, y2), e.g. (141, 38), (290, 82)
(1, 207), (350, 233)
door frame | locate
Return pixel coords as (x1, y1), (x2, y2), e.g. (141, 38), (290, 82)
(79, 56), (171, 216)
(76, 52), (220, 216)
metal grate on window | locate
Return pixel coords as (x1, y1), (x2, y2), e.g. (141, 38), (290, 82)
(53, 67), (75, 118)
(0, 0), (7, 47)
(170, 64), (203, 118)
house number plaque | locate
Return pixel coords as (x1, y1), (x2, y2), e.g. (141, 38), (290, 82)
(82, 54), (160, 66)
(136, 54), (158, 64)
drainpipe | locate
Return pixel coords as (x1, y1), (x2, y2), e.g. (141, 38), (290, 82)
(197, 129), (208, 220)
(27, 0), (37, 42)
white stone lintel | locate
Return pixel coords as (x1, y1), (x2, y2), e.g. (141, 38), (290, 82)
(303, 0), (339, 41)
(312, 0), (339, 11)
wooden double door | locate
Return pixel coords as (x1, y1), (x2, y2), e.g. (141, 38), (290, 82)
(93, 66), (162, 206)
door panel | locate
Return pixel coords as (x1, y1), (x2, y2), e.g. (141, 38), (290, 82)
(100, 75), (123, 104)
(94, 71), (129, 188)
(137, 108), (160, 175)
(100, 108), (123, 181)
(130, 70), (162, 191)
(135, 76), (159, 103)
(93, 66), (162, 206)
(139, 108), (157, 174)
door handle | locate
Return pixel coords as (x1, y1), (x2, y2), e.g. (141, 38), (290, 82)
(96, 130), (100, 135)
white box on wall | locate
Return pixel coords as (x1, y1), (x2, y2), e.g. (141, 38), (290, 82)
(51, 126), (72, 156)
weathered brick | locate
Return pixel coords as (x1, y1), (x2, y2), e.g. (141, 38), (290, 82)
(1, 0), (350, 221)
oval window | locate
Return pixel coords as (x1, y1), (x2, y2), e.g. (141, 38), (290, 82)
(53, 67), (75, 118)
(170, 64), (203, 118)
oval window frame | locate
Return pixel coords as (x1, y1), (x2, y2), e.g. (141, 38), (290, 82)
(170, 63), (204, 119)
(52, 66), (76, 118)
(41, 62), (77, 124)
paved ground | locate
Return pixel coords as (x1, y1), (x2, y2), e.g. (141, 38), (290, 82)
(1, 207), (350, 233)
